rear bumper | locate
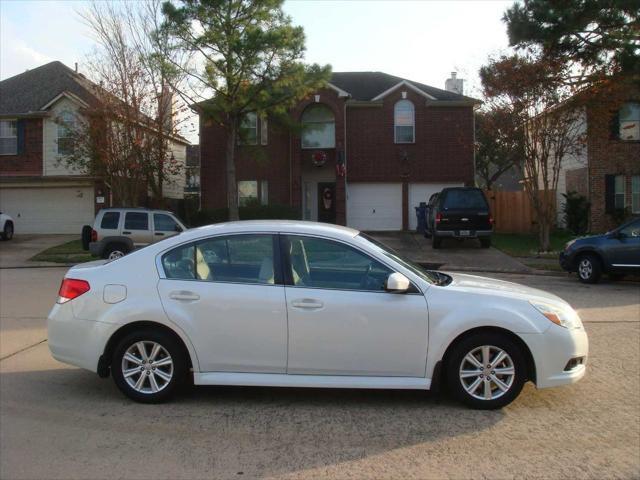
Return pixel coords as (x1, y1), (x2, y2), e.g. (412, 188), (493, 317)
(435, 229), (492, 239)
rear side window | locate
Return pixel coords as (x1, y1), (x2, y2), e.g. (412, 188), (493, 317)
(442, 190), (488, 210)
(100, 212), (120, 229)
(162, 243), (195, 280)
(124, 212), (149, 230)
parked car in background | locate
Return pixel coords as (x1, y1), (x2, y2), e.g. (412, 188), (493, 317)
(83, 208), (187, 260)
(0, 212), (14, 240)
(50, 220), (588, 409)
(559, 217), (640, 284)
(425, 187), (494, 249)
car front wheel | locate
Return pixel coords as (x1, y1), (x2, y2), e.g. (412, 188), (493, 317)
(446, 333), (526, 409)
(577, 254), (602, 284)
(111, 329), (187, 403)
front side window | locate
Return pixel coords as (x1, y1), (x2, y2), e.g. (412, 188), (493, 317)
(619, 102), (640, 141)
(154, 213), (179, 232)
(614, 175), (626, 209)
(0, 120), (17, 155)
(632, 176), (640, 214)
(394, 100), (415, 143)
(162, 235), (276, 284)
(301, 104), (335, 149)
(100, 212), (120, 230)
(124, 212), (149, 230)
(57, 111), (76, 155)
(239, 112), (257, 145)
(284, 235), (392, 291)
(619, 218), (640, 238)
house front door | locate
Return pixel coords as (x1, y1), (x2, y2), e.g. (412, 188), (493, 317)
(317, 182), (336, 223)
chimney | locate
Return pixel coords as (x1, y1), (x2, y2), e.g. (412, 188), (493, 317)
(445, 71), (464, 95)
(159, 84), (174, 132)
(74, 62), (78, 73)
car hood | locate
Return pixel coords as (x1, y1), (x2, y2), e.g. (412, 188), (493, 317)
(443, 272), (570, 307)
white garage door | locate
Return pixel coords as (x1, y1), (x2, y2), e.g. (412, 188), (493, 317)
(0, 186), (95, 234)
(347, 183), (402, 231)
(408, 183), (463, 230)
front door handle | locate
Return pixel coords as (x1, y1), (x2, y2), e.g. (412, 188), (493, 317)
(155, 232), (165, 236)
(291, 298), (324, 309)
(169, 291), (200, 301)
(122, 231), (131, 235)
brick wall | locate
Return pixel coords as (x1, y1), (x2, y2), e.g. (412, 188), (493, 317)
(0, 118), (43, 176)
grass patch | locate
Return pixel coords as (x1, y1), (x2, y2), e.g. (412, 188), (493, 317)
(31, 239), (95, 264)
(492, 231), (576, 258)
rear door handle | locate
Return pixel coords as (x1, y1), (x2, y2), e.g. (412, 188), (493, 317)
(169, 291), (200, 301)
(291, 299), (324, 309)
(122, 231), (131, 235)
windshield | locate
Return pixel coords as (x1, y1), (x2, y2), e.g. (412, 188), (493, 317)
(357, 233), (450, 286)
(442, 189), (488, 210)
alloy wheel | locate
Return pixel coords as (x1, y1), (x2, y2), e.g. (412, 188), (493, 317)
(578, 259), (592, 280)
(108, 250), (125, 260)
(121, 341), (174, 394)
(459, 345), (515, 401)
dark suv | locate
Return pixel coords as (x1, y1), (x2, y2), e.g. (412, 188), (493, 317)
(559, 217), (640, 283)
(425, 187), (493, 249)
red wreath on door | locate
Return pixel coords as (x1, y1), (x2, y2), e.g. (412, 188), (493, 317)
(311, 150), (327, 167)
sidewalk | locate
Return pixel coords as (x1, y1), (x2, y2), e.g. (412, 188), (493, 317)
(369, 232), (532, 274)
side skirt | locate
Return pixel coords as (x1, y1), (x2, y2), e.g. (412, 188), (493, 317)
(194, 372), (431, 390)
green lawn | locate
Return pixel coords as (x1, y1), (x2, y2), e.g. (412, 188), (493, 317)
(30, 239), (95, 264)
(492, 231), (576, 258)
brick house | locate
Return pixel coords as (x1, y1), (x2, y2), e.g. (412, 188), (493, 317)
(557, 78), (640, 232)
(199, 72), (480, 231)
(0, 61), (189, 234)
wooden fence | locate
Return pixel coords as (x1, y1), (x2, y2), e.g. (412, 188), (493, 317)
(484, 190), (556, 234)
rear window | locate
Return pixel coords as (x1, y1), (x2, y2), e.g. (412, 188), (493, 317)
(100, 212), (120, 229)
(442, 190), (488, 210)
(124, 212), (149, 230)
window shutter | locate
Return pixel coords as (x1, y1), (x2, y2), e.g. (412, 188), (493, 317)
(604, 175), (615, 214)
(609, 110), (620, 140)
(17, 119), (26, 154)
(260, 116), (268, 145)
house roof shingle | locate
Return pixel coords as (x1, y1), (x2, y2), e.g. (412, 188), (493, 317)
(0, 61), (99, 115)
(329, 71), (478, 103)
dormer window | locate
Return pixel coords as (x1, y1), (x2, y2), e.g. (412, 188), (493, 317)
(394, 100), (414, 143)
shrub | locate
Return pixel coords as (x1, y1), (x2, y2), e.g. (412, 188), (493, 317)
(562, 191), (590, 235)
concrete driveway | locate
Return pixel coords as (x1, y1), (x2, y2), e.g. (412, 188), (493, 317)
(370, 231), (531, 273)
(1, 266), (639, 479)
(0, 235), (76, 268)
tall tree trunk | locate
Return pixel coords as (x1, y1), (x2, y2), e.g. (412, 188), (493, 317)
(226, 124), (239, 221)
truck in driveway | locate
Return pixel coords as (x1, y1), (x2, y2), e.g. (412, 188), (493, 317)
(83, 208), (187, 260)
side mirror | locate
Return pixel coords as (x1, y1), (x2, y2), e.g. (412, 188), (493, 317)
(385, 272), (410, 293)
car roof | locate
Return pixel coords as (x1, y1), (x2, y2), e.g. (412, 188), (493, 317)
(99, 207), (176, 214)
(180, 220), (360, 242)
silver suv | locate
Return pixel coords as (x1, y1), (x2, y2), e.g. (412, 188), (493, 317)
(84, 208), (187, 260)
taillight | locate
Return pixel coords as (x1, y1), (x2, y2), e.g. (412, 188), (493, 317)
(91, 229), (97, 242)
(435, 212), (442, 224)
(57, 278), (90, 304)
(489, 214), (495, 225)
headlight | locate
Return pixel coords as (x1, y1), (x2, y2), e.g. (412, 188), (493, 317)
(564, 239), (577, 250)
(530, 301), (583, 329)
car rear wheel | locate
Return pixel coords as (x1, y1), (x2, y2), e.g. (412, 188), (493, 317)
(446, 332), (526, 409)
(1, 222), (13, 241)
(104, 243), (128, 260)
(111, 329), (187, 403)
(577, 254), (602, 284)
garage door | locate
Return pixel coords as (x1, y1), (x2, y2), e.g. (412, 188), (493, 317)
(0, 186), (95, 234)
(408, 183), (463, 230)
(347, 183), (402, 231)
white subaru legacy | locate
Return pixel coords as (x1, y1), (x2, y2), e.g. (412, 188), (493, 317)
(48, 221), (588, 409)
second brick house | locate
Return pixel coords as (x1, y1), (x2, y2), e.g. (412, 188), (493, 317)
(199, 72), (480, 231)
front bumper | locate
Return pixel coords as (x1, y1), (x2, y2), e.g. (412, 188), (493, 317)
(559, 251), (575, 272)
(520, 324), (589, 389)
(435, 229), (492, 239)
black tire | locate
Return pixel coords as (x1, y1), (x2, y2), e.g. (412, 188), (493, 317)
(577, 253), (602, 284)
(81, 225), (92, 251)
(432, 236), (441, 249)
(111, 329), (188, 403)
(103, 243), (129, 260)
(446, 332), (526, 409)
(1, 221), (13, 241)
(480, 237), (491, 248)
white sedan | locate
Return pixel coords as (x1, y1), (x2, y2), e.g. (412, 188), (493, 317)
(48, 221), (588, 409)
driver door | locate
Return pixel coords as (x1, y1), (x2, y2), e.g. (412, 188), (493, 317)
(282, 235), (429, 377)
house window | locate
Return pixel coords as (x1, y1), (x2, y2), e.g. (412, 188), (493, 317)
(239, 112), (257, 145)
(238, 180), (268, 206)
(57, 111), (76, 155)
(632, 176), (640, 214)
(260, 116), (268, 145)
(0, 120), (17, 155)
(614, 175), (626, 210)
(619, 103), (640, 141)
(394, 100), (415, 143)
(301, 104), (335, 149)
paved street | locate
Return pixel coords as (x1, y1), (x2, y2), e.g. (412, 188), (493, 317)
(1, 266), (639, 479)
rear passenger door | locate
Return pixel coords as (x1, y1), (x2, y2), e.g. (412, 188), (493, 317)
(123, 211), (152, 247)
(152, 213), (183, 242)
